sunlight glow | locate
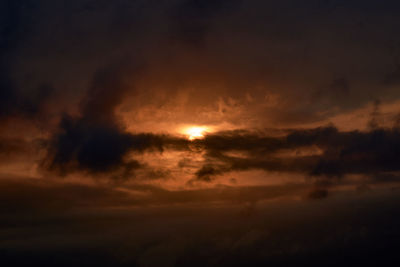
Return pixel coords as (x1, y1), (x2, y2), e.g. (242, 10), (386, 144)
(184, 126), (209, 140)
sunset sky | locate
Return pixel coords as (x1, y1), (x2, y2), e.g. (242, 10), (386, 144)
(1, 0), (400, 266)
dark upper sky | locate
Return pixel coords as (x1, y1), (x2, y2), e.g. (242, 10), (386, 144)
(1, 0), (400, 266)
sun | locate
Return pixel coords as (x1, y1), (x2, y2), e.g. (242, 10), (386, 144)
(184, 126), (209, 141)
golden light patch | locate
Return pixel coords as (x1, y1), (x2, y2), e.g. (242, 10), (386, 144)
(184, 126), (209, 141)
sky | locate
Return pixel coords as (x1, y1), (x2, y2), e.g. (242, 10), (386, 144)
(1, 0), (400, 266)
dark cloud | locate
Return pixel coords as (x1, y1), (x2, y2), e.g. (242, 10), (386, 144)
(197, 129), (285, 155)
(42, 59), (193, 178)
(194, 164), (225, 182)
(46, 114), (141, 176)
(44, 119), (400, 182)
(44, 115), (188, 178)
(43, 61), (171, 178)
(192, 125), (400, 180)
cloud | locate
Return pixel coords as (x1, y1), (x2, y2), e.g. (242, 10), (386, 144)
(42, 59), (193, 179)
(43, 60), (163, 178)
(195, 164), (224, 181)
(44, 114), (400, 183)
(191, 125), (400, 181)
(44, 115), (188, 178)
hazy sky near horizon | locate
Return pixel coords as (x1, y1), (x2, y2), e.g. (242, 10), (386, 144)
(1, 1), (400, 266)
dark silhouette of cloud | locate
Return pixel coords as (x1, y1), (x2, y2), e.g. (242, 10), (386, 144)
(43, 61), (171, 178)
(42, 59), (192, 178)
(192, 125), (400, 180)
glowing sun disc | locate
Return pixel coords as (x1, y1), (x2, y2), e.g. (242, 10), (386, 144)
(185, 126), (209, 140)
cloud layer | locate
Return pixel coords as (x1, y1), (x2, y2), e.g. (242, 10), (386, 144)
(2, 1), (400, 266)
